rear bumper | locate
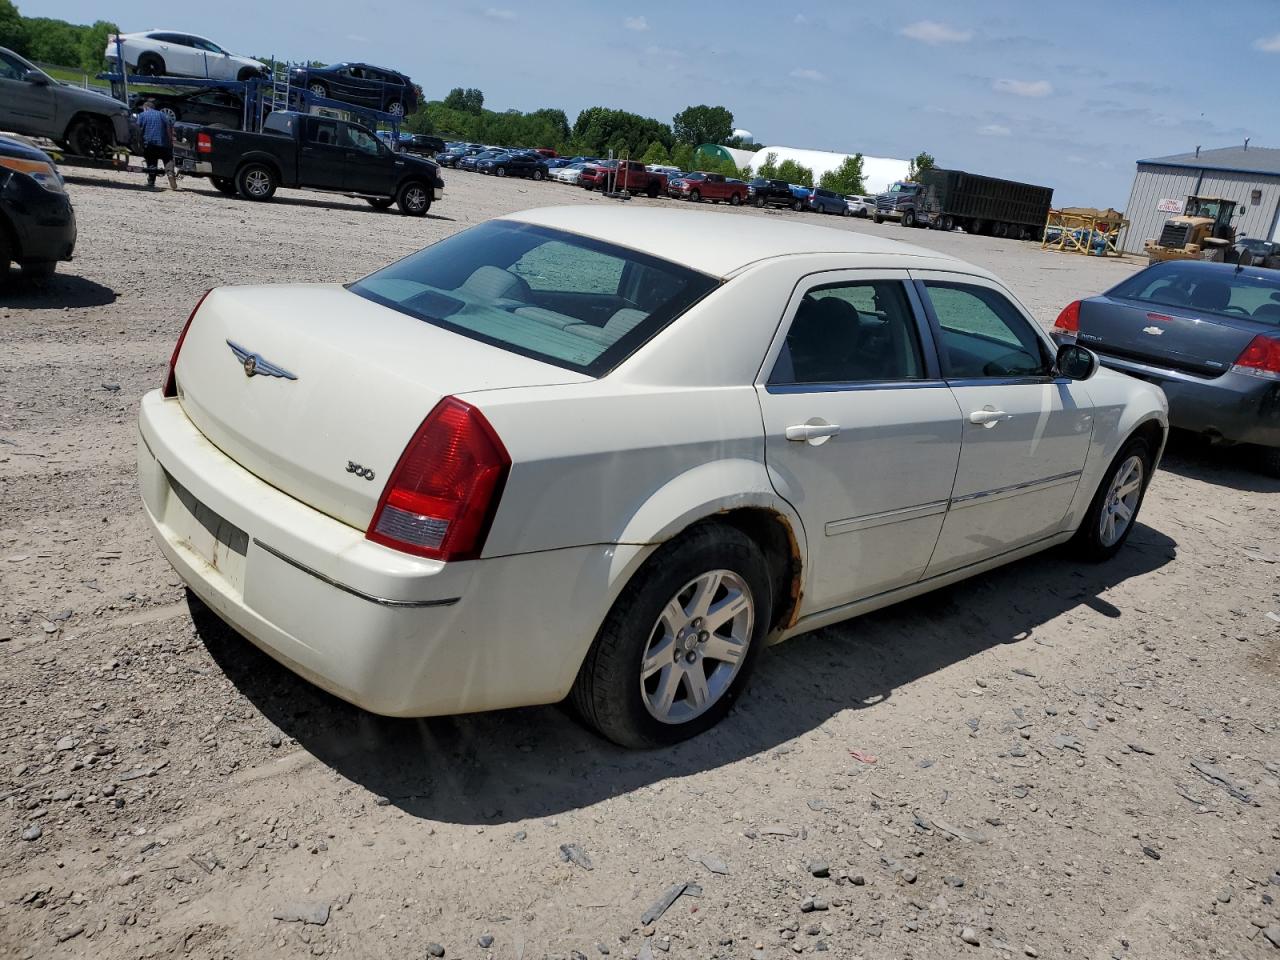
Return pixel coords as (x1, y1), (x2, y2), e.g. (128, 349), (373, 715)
(137, 391), (631, 717)
(1065, 342), (1280, 448)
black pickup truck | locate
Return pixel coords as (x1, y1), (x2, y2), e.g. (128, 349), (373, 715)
(747, 177), (796, 209)
(173, 111), (444, 215)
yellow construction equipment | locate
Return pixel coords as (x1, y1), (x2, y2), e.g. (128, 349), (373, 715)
(1143, 196), (1241, 264)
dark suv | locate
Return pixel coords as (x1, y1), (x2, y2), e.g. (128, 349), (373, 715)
(748, 177), (794, 209)
(290, 62), (418, 117)
(0, 136), (76, 282)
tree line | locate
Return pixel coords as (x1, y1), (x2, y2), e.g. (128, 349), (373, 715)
(0, 1), (116, 72)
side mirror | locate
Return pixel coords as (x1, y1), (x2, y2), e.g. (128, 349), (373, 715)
(1056, 342), (1099, 381)
(24, 70), (49, 86)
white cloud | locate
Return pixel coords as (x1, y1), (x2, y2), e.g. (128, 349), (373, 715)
(624, 15), (649, 31)
(992, 78), (1052, 97)
(794, 14), (809, 25)
(1254, 32), (1280, 52)
(978, 124), (1012, 136)
(483, 7), (516, 20)
(901, 20), (973, 45)
(790, 67), (825, 82)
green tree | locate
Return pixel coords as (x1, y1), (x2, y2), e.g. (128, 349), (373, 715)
(776, 159), (814, 188)
(23, 16), (82, 65)
(755, 151), (780, 179)
(670, 143), (694, 171)
(672, 104), (733, 146)
(818, 154), (866, 196)
(907, 151), (936, 180)
(640, 140), (670, 165)
(443, 87), (485, 114)
(0, 0), (26, 56)
(571, 106), (672, 158)
(78, 20), (118, 72)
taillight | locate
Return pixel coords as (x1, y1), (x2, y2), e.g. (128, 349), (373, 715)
(1232, 334), (1280, 380)
(1053, 299), (1081, 334)
(163, 289), (211, 398)
(367, 397), (510, 562)
(196, 132), (212, 154)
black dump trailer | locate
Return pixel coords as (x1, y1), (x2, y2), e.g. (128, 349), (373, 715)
(915, 168), (1053, 240)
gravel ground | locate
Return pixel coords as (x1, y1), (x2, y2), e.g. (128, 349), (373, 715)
(2, 166), (1278, 960)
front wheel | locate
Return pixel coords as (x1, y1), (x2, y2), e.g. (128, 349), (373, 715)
(689, 189), (701, 202)
(66, 118), (109, 159)
(533, 168), (545, 181)
(902, 209), (917, 228)
(570, 523), (772, 748)
(793, 199), (804, 212)
(729, 193), (741, 206)
(495, 166), (507, 178)
(873, 214), (883, 224)
(754, 195), (765, 208)
(236, 163), (277, 200)
(842, 207), (852, 217)
(1071, 437), (1153, 561)
(396, 180), (430, 216)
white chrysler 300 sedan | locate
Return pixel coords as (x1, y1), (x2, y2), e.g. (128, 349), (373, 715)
(137, 207), (1168, 747)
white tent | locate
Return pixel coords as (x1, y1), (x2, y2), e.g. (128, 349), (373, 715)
(747, 147), (911, 194)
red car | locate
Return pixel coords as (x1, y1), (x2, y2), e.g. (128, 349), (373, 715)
(668, 171), (747, 205)
(580, 160), (667, 198)
(533, 147), (558, 158)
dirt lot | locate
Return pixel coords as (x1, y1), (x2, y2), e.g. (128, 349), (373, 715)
(2, 166), (1279, 960)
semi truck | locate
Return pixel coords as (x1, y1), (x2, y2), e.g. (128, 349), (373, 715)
(874, 168), (1054, 240)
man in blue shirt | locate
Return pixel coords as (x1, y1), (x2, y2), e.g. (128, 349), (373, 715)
(137, 100), (176, 190)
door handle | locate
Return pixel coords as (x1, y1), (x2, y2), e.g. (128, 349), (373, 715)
(785, 422), (841, 443)
(968, 408), (1013, 427)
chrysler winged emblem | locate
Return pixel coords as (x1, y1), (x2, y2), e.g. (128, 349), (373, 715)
(1141, 326), (1164, 336)
(226, 340), (298, 380)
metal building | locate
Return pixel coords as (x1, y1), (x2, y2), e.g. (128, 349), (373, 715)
(1121, 144), (1280, 253)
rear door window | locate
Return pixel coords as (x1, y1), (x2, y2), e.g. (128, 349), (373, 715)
(351, 221), (719, 376)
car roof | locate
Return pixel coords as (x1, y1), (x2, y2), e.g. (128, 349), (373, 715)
(502, 206), (979, 279)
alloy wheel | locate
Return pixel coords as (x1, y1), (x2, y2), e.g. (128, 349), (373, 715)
(404, 185), (428, 212)
(639, 570), (753, 725)
(1100, 455), (1143, 547)
(245, 169), (272, 197)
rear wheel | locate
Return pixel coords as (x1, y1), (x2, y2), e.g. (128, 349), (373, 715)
(235, 163), (278, 201)
(793, 199), (804, 212)
(570, 523), (771, 748)
(137, 53), (165, 76)
(211, 177), (238, 195)
(23, 261), (55, 280)
(308, 82), (328, 99)
(940, 214), (955, 232)
(236, 67), (260, 82)
(396, 180), (430, 216)
(646, 181), (659, 198)
(1071, 437), (1153, 561)
(968, 219), (985, 235)
(366, 196), (394, 209)
(385, 100), (405, 117)
(993, 222), (1009, 238)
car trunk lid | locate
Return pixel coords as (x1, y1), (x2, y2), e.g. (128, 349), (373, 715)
(1079, 295), (1260, 378)
(173, 284), (587, 530)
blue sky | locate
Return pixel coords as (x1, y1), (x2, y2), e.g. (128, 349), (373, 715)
(41, 0), (1280, 207)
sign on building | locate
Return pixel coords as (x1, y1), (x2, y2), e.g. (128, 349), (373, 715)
(1156, 198), (1182, 213)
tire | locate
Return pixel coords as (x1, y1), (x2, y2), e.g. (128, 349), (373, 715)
(690, 189), (701, 202)
(993, 222), (1008, 239)
(65, 117), (108, 159)
(1070, 436), (1154, 562)
(1255, 445), (1280, 479)
(211, 177), (237, 196)
(968, 219), (985, 235)
(366, 197), (394, 209)
(533, 168), (545, 181)
(858, 208), (869, 218)
(841, 207), (852, 217)
(385, 100), (405, 117)
(646, 182), (659, 198)
(729, 193), (741, 206)
(23, 261), (55, 279)
(902, 209), (917, 228)
(235, 163), (278, 201)
(160, 106), (178, 124)
(308, 82), (328, 99)
(495, 166), (507, 178)
(396, 180), (430, 216)
(754, 195), (765, 208)
(137, 53), (164, 77)
(940, 214), (955, 232)
(793, 199), (804, 212)
(0, 228), (11, 286)
(236, 67), (259, 82)
(569, 523), (772, 748)
(873, 214), (883, 224)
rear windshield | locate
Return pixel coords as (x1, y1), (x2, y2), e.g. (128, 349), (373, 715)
(1109, 262), (1280, 326)
(350, 221), (720, 376)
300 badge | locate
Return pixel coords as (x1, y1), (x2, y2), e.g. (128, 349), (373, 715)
(346, 461), (376, 481)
